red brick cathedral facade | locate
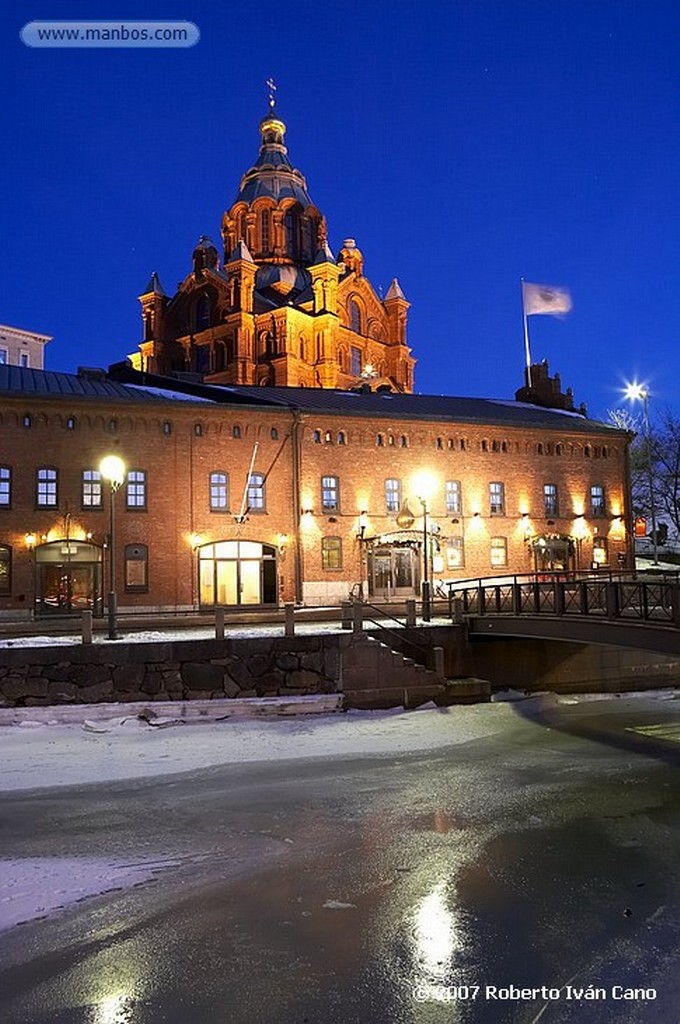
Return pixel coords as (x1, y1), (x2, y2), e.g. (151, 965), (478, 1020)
(134, 99), (415, 394)
(0, 104), (633, 619)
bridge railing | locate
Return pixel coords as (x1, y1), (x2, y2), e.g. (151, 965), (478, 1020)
(446, 571), (680, 628)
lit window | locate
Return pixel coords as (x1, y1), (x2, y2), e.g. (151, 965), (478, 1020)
(321, 536), (342, 570)
(125, 544), (148, 592)
(248, 473), (265, 511)
(544, 484), (558, 517)
(590, 485), (606, 517)
(446, 537), (465, 569)
(490, 537), (508, 567)
(36, 467), (57, 507)
(0, 545), (10, 594)
(445, 480), (462, 515)
(260, 209), (270, 250)
(593, 536), (608, 565)
(82, 470), (102, 509)
(209, 472), (229, 511)
(489, 481), (505, 515)
(321, 475), (340, 512)
(0, 467), (11, 507)
(385, 478), (401, 513)
(126, 470), (147, 509)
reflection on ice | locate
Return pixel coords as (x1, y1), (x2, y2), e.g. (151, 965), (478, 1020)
(92, 992), (136, 1024)
(412, 879), (462, 1001)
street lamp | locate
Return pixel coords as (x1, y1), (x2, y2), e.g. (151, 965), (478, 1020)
(413, 472), (436, 622)
(624, 382), (659, 566)
(99, 454), (126, 639)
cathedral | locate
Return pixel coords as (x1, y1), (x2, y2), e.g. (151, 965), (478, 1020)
(134, 94), (415, 393)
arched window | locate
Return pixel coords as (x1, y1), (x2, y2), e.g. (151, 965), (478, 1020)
(284, 209), (299, 258)
(337, 431), (346, 445)
(349, 298), (362, 334)
(260, 209), (270, 250)
(238, 211), (247, 241)
(195, 294), (211, 332)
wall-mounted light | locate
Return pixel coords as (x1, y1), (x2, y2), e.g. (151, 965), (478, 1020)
(24, 533), (36, 549)
(85, 531), (93, 541)
(357, 511), (370, 541)
(189, 533), (204, 550)
(277, 533), (289, 554)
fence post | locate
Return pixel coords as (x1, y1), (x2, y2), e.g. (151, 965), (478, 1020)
(512, 583), (522, 616)
(452, 597), (463, 625)
(284, 602), (295, 637)
(433, 646), (445, 677)
(352, 601), (364, 634)
(554, 580), (565, 616)
(341, 601), (352, 630)
(405, 599), (417, 627)
(672, 584), (680, 628)
(81, 610), (93, 645)
(606, 582), (619, 620)
(215, 606), (225, 640)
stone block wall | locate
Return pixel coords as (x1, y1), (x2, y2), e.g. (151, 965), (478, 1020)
(0, 634), (348, 708)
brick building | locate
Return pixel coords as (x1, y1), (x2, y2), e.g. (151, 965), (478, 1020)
(0, 101), (633, 618)
(0, 362), (631, 618)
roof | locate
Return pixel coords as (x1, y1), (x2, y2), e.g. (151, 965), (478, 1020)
(0, 364), (627, 437)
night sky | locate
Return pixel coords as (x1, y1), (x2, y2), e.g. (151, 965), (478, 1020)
(2, 1), (679, 422)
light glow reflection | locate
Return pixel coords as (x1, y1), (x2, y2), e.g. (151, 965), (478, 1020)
(413, 879), (462, 1001)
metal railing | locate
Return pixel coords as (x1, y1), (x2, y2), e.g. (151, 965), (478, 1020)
(446, 571), (680, 628)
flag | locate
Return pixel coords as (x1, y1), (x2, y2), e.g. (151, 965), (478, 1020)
(522, 281), (572, 316)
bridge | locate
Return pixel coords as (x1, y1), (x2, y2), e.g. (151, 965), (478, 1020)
(446, 572), (680, 656)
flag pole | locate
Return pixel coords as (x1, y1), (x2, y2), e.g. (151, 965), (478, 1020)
(520, 277), (532, 388)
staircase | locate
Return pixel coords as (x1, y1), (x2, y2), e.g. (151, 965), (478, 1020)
(342, 635), (490, 709)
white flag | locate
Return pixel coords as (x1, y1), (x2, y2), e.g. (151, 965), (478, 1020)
(523, 281), (572, 316)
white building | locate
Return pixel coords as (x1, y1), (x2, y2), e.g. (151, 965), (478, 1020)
(0, 324), (52, 370)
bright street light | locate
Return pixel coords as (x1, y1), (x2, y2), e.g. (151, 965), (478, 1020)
(99, 454), (126, 639)
(624, 382), (659, 566)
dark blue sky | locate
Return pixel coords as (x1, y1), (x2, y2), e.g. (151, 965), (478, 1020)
(2, 1), (679, 421)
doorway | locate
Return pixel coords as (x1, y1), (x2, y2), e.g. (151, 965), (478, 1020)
(34, 541), (103, 616)
(198, 540), (278, 607)
(367, 544), (418, 599)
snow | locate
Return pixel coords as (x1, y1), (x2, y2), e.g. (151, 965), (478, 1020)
(0, 621), (347, 648)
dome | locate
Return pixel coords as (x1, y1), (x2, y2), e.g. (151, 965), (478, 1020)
(234, 109), (314, 208)
(255, 263), (311, 296)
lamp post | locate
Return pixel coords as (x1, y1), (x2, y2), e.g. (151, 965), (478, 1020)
(625, 383), (659, 566)
(99, 454), (126, 639)
(414, 473), (436, 622)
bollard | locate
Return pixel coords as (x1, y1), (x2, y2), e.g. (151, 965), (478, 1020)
(341, 601), (352, 630)
(284, 602), (295, 637)
(405, 599), (416, 627)
(215, 606), (225, 640)
(352, 601), (364, 634)
(81, 609), (93, 645)
(452, 596), (463, 625)
(433, 646), (445, 677)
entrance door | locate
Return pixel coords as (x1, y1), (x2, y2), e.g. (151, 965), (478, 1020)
(35, 541), (103, 616)
(368, 546), (417, 598)
(198, 540), (277, 608)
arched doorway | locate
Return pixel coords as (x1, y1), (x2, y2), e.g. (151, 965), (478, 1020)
(34, 540), (103, 617)
(198, 540), (278, 607)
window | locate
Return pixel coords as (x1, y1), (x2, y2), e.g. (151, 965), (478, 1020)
(126, 470), (147, 509)
(23, 414), (31, 428)
(446, 537), (465, 569)
(445, 480), (462, 515)
(109, 418), (117, 433)
(36, 468), (58, 507)
(19, 352), (29, 368)
(0, 349), (7, 365)
(349, 299), (362, 334)
(593, 536), (608, 566)
(0, 545), (10, 594)
(66, 417), (75, 430)
(376, 433), (384, 447)
(195, 294), (211, 332)
(248, 472), (265, 511)
(388, 434), (395, 447)
(544, 484), (558, 517)
(194, 423), (203, 436)
(270, 427), (278, 440)
(337, 431), (346, 445)
(233, 424), (242, 438)
(590, 485), (606, 518)
(490, 537), (508, 567)
(489, 481), (505, 516)
(350, 346), (362, 375)
(260, 209), (270, 249)
(82, 470), (102, 509)
(209, 472), (229, 512)
(163, 421), (172, 436)
(399, 436), (408, 448)
(385, 478), (402, 513)
(124, 544), (148, 592)
(312, 430), (321, 443)
(321, 536), (342, 570)
(321, 475), (340, 512)
(0, 467), (10, 508)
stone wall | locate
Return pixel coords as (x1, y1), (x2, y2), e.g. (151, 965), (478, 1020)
(0, 634), (346, 708)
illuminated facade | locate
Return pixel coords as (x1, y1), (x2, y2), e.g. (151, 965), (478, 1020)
(134, 100), (415, 393)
